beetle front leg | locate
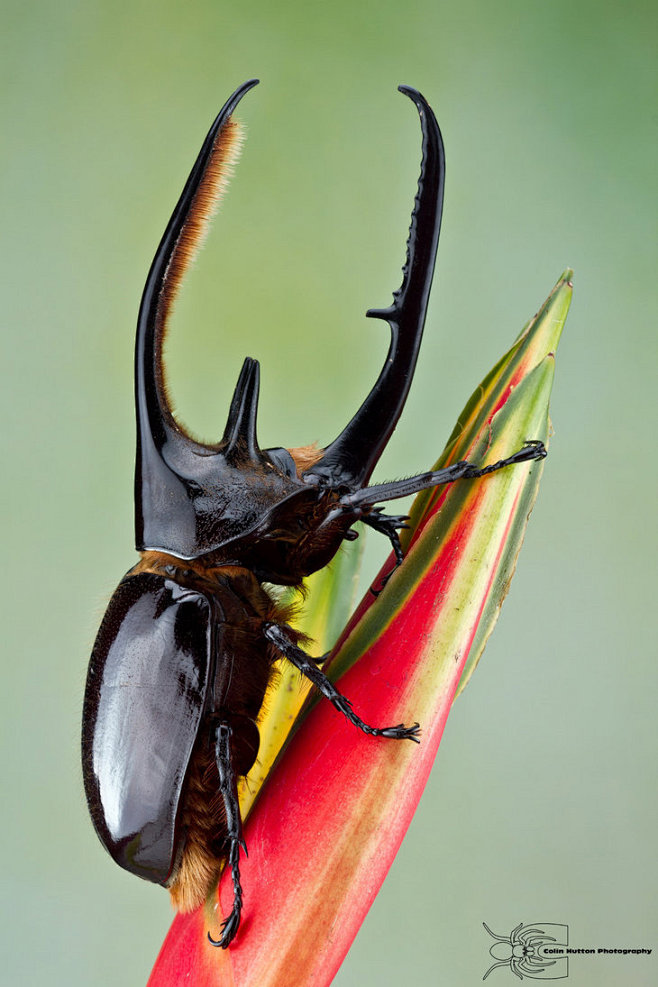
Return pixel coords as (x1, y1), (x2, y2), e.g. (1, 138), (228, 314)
(207, 721), (246, 949)
(263, 623), (420, 742)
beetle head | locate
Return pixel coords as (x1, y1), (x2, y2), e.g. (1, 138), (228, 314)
(135, 80), (444, 580)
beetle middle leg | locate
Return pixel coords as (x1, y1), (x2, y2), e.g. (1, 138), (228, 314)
(262, 623), (420, 742)
(207, 721), (247, 949)
(359, 509), (409, 596)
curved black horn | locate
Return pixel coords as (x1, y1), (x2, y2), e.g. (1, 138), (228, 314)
(306, 86), (445, 489)
(135, 79), (259, 551)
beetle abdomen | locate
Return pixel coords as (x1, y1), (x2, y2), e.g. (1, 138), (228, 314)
(82, 572), (213, 885)
(84, 555), (295, 909)
(167, 737), (226, 911)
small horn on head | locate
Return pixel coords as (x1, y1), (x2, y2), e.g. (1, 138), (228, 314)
(222, 357), (262, 464)
(306, 86), (445, 489)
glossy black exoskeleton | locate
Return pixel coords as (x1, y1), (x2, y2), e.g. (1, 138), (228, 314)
(81, 79), (546, 948)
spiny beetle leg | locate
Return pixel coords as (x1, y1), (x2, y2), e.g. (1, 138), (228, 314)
(263, 623), (421, 742)
(360, 509), (410, 596)
(362, 442), (545, 593)
(361, 509), (409, 564)
(207, 722), (246, 949)
(460, 439), (547, 478)
(342, 440), (547, 508)
(369, 569), (394, 599)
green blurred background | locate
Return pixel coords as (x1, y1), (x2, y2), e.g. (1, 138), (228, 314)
(2, 1), (656, 984)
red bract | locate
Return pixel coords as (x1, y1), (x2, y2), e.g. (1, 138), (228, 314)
(149, 271), (572, 986)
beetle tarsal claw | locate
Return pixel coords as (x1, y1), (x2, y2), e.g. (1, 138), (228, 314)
(207, 904), (242, 949)
(207, 841), (245, 948)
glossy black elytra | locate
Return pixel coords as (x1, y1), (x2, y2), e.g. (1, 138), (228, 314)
(81, 80), (546, 949)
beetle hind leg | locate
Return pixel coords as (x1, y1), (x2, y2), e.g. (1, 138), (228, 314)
(207, 722), (246, 949)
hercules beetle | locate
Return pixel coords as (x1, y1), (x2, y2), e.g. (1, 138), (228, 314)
(81, 79), (545, 949)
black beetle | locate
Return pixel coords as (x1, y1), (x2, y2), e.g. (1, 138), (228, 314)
(81, 79), (545, 948)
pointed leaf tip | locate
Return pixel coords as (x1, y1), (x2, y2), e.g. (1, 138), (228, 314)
(148, 272), (572, 986)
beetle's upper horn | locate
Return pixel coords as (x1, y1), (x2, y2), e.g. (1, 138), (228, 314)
(305, 86), (445, 489)
(134, 80), (260, 554)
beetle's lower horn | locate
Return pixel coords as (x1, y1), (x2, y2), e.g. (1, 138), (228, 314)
(305, 86), (445, 489)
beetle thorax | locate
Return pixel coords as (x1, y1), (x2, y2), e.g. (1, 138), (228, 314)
(138, 478), (355, 588)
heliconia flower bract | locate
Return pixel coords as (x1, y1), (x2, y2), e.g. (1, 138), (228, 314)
(148, 270), (572, 986)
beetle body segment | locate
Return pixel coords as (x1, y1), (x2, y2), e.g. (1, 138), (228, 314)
(82, 562), (282, 905)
